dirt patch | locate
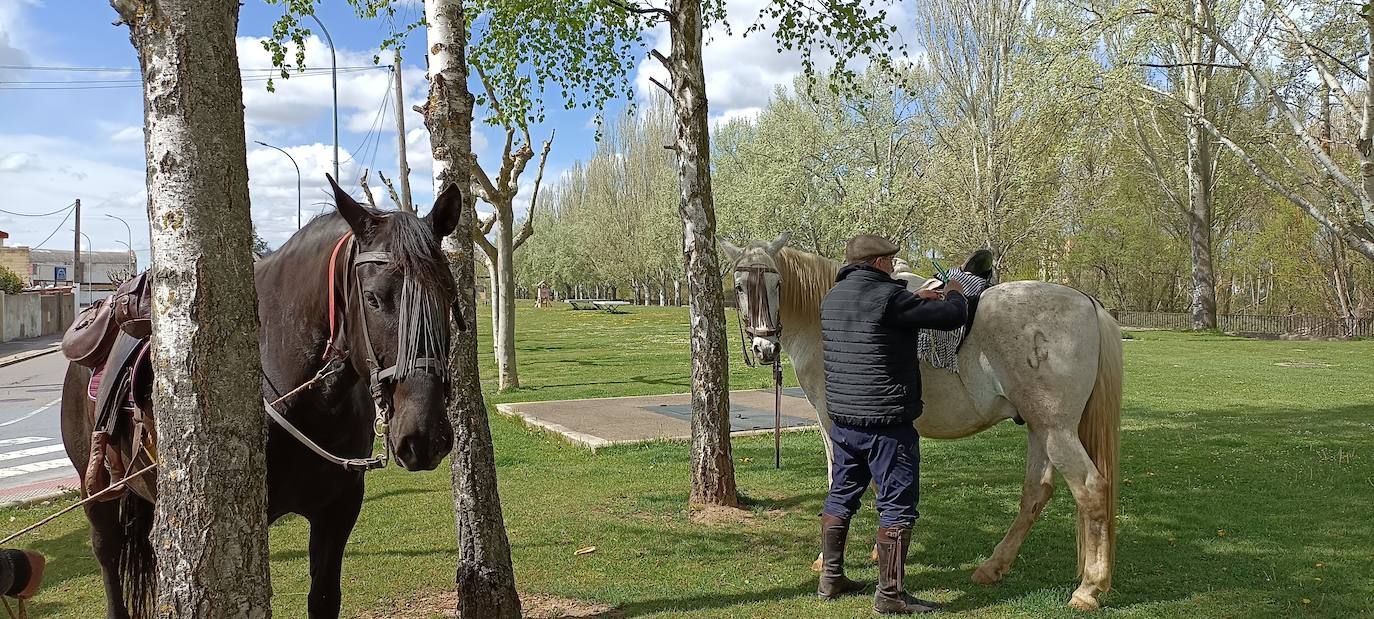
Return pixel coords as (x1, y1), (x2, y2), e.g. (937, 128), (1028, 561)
(688, 504), (755, 525)
(355, 591), (620, 619)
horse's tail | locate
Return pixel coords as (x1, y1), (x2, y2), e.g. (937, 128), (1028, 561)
(118, 493), (156, 619)
(1077, 302), (1121, 590)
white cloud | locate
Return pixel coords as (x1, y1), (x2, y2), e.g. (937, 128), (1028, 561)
(109, 126), (143, 144)
(0, 153), (37, 173)
(633, 0), (914, 123)
(0, 133), (149, 263)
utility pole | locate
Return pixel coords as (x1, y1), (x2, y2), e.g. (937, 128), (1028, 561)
(73, 198), (82, 310)
(392, 50), (413, 212)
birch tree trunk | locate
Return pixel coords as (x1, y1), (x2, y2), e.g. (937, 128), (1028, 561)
(663, 0), (739, 508)
(112, 0), (271, 616)
(424, 1), (521, 616)
(495, 210), (518, 388)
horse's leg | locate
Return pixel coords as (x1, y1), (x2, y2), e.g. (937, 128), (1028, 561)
(84, 499), (130, 619)
(305, 482), (363, 619)
(973, 428), (1054, 585)
(1044, 428), (1112, 611)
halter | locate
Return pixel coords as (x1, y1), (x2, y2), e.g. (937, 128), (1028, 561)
(733, 263), (782, 368)
(264, 230), (450, 472)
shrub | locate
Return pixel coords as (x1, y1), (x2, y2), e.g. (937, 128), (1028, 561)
(0, 266), (25, 295)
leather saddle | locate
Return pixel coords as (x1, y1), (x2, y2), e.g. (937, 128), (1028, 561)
(66, 271), (156, 501)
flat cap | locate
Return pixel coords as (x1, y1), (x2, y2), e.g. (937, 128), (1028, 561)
(844, 234), (900, 264)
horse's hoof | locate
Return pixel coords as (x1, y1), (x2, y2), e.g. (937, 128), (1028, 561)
(1069, 590), (1101, 611)
(971, 562), (1004, 585)
(810, 555), (823, 573)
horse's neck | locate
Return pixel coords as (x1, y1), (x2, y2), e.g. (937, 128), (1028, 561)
(255, 219), (364, 416)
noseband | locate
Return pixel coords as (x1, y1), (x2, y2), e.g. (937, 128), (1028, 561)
(263, 230), (450, 472)
(734, 263), (782, 368)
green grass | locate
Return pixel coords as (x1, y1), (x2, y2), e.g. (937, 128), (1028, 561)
(9, 302), (1374, 617)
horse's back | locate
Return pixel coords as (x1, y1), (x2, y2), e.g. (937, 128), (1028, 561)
(965, 280), (1104, 407)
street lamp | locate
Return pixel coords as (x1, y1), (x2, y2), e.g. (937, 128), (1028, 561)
(255, 141), (303, 229)
(113, 240), (136, 272)
(308, 12), (339, 181)
(103, 215), (133, 269)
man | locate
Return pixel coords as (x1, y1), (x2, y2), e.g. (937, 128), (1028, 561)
(816, 234), (967, 615)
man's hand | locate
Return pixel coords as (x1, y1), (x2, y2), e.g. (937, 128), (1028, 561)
(917, 289), (943, 301)
(945, 277), (966, 296)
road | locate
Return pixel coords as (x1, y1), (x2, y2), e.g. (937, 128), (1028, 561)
(0, 352), (79, 503)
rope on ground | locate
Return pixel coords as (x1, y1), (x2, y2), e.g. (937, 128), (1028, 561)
(0, 460), (157, 546)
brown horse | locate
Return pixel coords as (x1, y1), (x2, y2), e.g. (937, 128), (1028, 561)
(61, 176), (463, 619)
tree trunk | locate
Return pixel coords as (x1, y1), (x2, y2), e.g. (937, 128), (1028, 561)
(1183, 15), (1218, 331)
(496, 209), (519, 389)
(114, 0), (271, 616)
(665, 0), (739, 508)
(423, 1), (521, 617)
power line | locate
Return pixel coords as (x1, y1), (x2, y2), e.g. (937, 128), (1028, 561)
(0, 203), (75, 218)
(32, 207), (77, 250)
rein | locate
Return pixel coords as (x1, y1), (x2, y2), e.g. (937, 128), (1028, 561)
(733, 262), (784, 469)
(264, 230), (448, 473)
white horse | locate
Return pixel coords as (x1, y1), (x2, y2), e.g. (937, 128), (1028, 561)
(722, 234), (1122, 611)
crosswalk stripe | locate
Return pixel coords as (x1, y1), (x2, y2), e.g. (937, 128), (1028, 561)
(0, 444), (66, 463)
(0, 458), (73, 479)
(0, 437), (48, 448)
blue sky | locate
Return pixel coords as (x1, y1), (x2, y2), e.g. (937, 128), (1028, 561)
(1, 0), (906, 265)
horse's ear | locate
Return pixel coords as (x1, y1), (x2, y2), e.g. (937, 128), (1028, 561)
(328, 174), (378, 236)
(764, 231), (791, 256)
(719, 237), (742, 262)
(424, 183), (463, 239)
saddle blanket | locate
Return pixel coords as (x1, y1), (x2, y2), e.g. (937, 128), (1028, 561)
(917, 268), (989, 372)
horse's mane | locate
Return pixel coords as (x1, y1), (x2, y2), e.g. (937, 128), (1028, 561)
(775, 247), (838, 330)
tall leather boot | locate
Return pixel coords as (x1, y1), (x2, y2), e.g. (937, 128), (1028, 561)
(817, 514), (866, 599)
(874, 527), (940, 614)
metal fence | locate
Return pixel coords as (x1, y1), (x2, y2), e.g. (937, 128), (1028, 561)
(1114, 310), (1373, 338)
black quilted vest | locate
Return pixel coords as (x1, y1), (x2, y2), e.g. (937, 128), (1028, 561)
(821, 264), (922, 427)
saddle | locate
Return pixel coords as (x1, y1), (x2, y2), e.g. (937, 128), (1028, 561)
(62, 271), (156, 501)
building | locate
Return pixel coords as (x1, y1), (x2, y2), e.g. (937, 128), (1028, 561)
(28, 248), (137, 292)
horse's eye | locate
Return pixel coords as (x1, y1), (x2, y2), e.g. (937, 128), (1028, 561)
(363, 291), (381, 309)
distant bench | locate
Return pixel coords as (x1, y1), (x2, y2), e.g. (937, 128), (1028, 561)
(592, 300), (631, 314)
(566, 299), (632, 313)
(566, 299), (608, 310)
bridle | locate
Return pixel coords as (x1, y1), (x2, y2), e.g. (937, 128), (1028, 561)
(733, 260), (785, 469)
(733, 263), (782, 368)
(263, 230), (451, 472)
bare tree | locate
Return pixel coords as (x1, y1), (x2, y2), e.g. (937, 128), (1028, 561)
(111, 0), (271, 615)
(470, 67), (554, 391)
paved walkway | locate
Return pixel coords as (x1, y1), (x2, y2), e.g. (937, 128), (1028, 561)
(495, 387), (819, 450)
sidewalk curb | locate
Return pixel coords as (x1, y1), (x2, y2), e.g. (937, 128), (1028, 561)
(0, 345), (61, 369)
(1, 487), (79, 509)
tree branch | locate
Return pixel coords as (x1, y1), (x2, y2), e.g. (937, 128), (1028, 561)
(648, 76), (672, 96)
(359, 168), (378, 208)
(601, 0), (671, 20)
(377, 170), (402, 210)
(471, 157), (501, 205)
(1137, 62), (1243, 69)
(515, 130), (555, 250)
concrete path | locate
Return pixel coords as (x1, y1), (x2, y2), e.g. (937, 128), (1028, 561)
(0, 346), (78, 505)
(495, 387), (819, 450)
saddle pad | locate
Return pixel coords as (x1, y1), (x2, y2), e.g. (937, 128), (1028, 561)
(918, 269), (989, 372)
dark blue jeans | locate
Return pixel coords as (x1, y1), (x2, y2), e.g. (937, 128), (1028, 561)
(822, 421), (920, 528)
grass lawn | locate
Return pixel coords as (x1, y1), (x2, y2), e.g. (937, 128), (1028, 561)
(9, 301), (1373, 617)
